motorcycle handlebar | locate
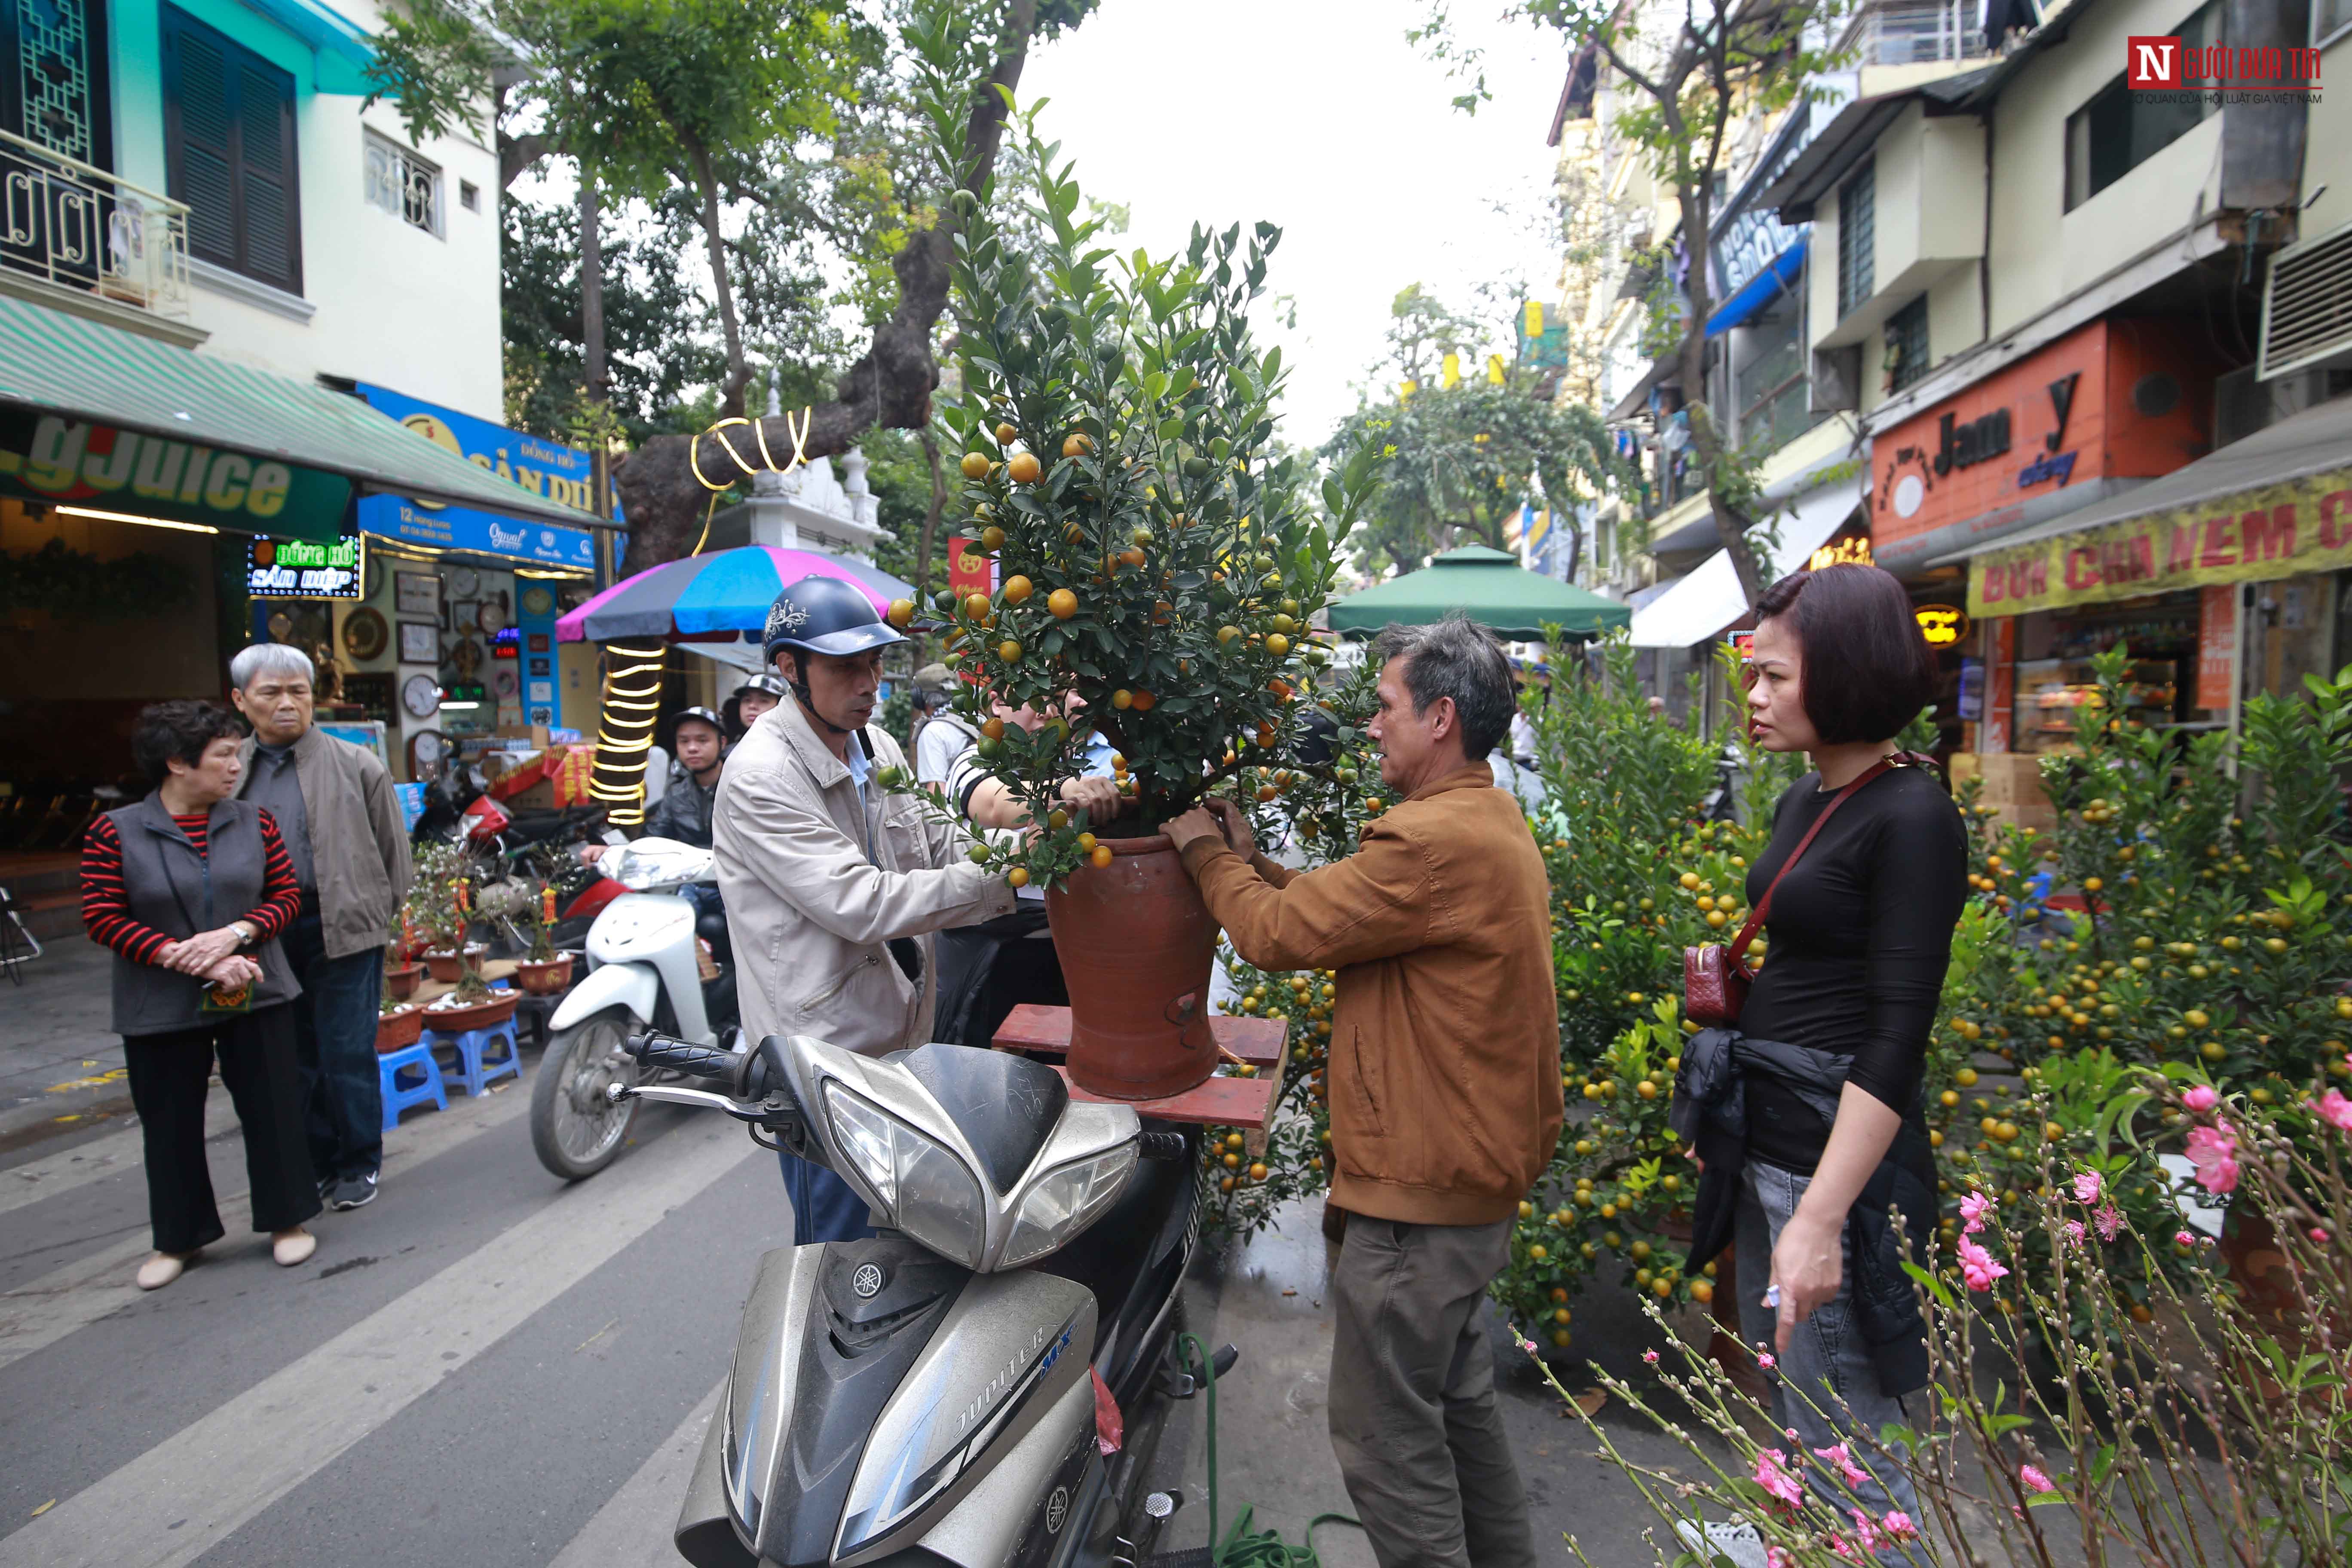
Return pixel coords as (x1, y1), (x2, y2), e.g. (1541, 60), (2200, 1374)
(625, 1032), (738, 1081)
(1137, 1130), (1189, 1163)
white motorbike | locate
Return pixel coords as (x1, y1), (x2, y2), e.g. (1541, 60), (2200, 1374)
(530, 838), (740, 1180)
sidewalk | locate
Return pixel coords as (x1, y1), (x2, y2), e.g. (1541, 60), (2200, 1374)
(0, 937), (132, 1152)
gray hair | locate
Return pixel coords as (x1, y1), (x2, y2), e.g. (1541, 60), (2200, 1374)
(1372, 614), (1516, 760)
(229, 642), (316, 692)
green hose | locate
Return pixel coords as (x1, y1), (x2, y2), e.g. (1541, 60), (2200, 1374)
(1178, 1333), (1360, 1568)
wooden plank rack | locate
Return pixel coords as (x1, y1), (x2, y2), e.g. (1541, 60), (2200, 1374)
(991, 1006), (1286, 1133)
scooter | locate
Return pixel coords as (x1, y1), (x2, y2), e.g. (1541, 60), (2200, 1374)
(530, 838), (739, 1181)
(616, 1029), (1219, 1568)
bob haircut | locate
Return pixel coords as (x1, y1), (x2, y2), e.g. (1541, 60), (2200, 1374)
(132, 700), (248, 787)
(1752, 564), (1936, 744)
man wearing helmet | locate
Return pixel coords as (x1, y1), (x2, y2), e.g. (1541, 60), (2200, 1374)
(714, 576), (1019, 1245)
(723, 674), (786, 741)
(643, 707), (728, 848)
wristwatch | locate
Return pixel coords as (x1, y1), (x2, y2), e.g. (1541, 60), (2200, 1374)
(230, 920), (259, 951)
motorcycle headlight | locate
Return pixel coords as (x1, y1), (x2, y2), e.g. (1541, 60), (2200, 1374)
(1001, 1141), (1138, 1268)
(821, 1082), (987, 1268)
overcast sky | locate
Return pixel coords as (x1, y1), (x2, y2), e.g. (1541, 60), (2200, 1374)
(1020, 0), (1574, 447)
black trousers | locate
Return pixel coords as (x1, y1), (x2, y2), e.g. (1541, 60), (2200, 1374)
(123, 1003), (322, 1254)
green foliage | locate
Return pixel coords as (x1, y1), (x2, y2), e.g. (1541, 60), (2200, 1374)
(0, 539), (190, 621)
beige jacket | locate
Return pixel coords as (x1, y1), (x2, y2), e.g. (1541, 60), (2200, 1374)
(714, 698), (1016, 1057)
(235, 725), (413, 960)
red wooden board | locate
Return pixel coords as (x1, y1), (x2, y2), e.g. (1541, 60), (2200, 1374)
(994, 1005), (1286, 1066)
(1047, 1064), (1280, 1131)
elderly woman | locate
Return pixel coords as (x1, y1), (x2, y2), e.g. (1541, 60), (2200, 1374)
(81, 700), (321, 1290)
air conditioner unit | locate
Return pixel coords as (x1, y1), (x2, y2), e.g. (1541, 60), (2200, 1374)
(2257, 214), (2352, 381)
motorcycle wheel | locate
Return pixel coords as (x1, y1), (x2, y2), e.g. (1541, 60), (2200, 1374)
(530, 1006), (642, 1181)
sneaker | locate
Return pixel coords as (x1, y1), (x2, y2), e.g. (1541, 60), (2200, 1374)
(1675, 1519), (1768, 1568)
(327, 1171), (379, 1211)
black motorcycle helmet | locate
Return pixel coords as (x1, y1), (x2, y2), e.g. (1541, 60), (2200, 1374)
(722, 673), (787, 737)
(762, 575), (907, 734)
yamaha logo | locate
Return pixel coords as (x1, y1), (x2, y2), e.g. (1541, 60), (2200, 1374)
(851, 1263), (884, 1299)
(1044, 1487), (1069, 1534)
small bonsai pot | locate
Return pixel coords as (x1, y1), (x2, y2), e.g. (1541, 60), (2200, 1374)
(422, 944), (488, 983)
(385, 962), (425, 1000)
(376, 1004), (426, 1054)
(514, 954), (575, 996)
(423, 989), (520, 1033)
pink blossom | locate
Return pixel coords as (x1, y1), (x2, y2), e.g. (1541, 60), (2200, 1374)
(2311, 1089), (2352, 1133)
(2063, 1219), (2087, 1246)
(2072, 1170), (2104, 1203)
(1754, 1448), (1805, 1508)
(2182, 1084), (2218, 1114)
(2312, 1227), (2332, 1245)
(2021, 1464), (2055, 1494)
(1959, 1190), (1992, 1234)
(1882, 1511), (1920, 1540)
(2186, 1124), (2241, 1194)
(2095, 1202), (2126, 1242)
(1642, 1349), (1659, 1364)
(1814, 1442), (1870, 1488)
(1848, 1510), (1885, 1555)
(2176, 1230), (2196, 1247)
(1766, 1550), (1795, 1568)
(1757, 1350), (1776, 1369)
(1957, 1235), (2010, 1292)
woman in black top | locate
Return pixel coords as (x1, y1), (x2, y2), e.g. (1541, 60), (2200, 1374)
(1679, 565), (1963, 1568)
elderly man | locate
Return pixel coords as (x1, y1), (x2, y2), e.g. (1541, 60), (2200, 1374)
(230, 644), (414, 1211)
(1163, 614), (1562, 1568)
(713, 576), (1017, 1246)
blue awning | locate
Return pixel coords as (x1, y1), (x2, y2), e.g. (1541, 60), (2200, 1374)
(1706, 242), (1804, 339)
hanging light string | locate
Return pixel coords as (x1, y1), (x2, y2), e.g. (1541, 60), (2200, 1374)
(590, 640), (668, 826)
(684, 405), (814, 556)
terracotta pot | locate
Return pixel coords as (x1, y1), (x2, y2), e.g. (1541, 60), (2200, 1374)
(376, 1004), (425, 1054)
(422, 945), (487, 983)
(1044, 832), (1218, 1101)
(421, 991), (520, 1033)
(384, 962), (424, 1001)
(515, 955), (575, 996)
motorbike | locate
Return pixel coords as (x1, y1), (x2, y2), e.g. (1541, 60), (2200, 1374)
(614, 1028), (1218, 1568)
(530, 837), (739, 1181)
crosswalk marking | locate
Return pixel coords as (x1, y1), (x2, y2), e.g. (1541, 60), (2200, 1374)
(0, 1102), (236, 1222)
(546, 1379), (727, 1568)
(0, 1081), (532, 1371)
(0, 1120), (757, 1568)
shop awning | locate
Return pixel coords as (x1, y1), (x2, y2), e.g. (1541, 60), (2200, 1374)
(1706, 243), (1805, 338)
(1953, 393), (2352, 617)
(0, 295), (596, 533)
(1327, 546), (1630, 640)
(1628, 475), (1861, 647)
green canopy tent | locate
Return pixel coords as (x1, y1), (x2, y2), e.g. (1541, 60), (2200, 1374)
(1326, 545), (1630, 640)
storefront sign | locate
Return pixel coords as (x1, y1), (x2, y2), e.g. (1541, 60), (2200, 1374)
(1808, 534), (1873, 570)
(248, 529), (362, 598)
(0, 414), (352, 542)
(353, 385), (605, 570)
(1916, 604), (1970, 645)
(1968, 466), (2352, 617)
(2196, 584), (2237, 711)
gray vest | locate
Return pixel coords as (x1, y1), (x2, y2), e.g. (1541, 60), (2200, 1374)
(106, 793), (301, 1037)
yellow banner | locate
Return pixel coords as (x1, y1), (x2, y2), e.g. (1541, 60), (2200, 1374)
(1968, 466), (2352, 618)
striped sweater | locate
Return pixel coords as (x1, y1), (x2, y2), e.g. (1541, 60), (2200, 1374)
(81, 809), (303, 965)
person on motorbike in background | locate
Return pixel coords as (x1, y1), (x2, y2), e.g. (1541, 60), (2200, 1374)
(723, 674), (785, 741)
(713, 577), (1018, 1246)
(644, 708), (726, 848)
(908, 664), (975, 792)
(932, 694), (1127, 1047)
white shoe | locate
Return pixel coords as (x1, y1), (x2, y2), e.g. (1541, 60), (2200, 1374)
(136, 1250), (196, 1290)
(1676, 1518), (1768, 1568)
(271, 1228), (316, 1268)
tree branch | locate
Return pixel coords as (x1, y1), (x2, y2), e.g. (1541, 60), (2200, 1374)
(501, 129), (554, 189)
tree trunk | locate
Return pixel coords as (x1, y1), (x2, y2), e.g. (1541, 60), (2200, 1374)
(679, 130), (750, 420)
(615, 0), (1038, 575)
(1676, 181), (1766, 608)
(579, 166), (607, 404)
(915, 426), (946, 662)
(1563, 522), (1583, 585)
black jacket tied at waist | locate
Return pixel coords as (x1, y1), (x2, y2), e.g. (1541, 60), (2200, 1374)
(1669, 1027), (1936, 1399)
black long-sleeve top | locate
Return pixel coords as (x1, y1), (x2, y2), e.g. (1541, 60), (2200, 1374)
(1739, 764), (1967, 1174)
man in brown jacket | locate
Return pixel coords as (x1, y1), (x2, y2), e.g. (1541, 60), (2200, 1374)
(1164, 614), (1561, 1568)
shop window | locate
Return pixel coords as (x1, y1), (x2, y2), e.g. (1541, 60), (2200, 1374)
(1736, 310), (1813, 451)
(459, 179), (480, 212)
(365, 133), (442, 237)
(161, 6), (299, 293)
(2320, 0), (2351, 46)
(1885, 295), (1930, 392)
(2064, 1), (2222, 211)
(1838, 161), (1874, 318)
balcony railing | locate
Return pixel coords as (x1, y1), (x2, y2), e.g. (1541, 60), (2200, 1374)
(1840, 0), (1998, 66)
(0, 128), (192, 322)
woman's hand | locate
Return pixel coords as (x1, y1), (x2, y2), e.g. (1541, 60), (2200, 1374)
(1057, 776), (1127, 824)
(1768, 1210), (1844, 1352)
(164, 926), (245, 974)
(199, 953), (263, 989)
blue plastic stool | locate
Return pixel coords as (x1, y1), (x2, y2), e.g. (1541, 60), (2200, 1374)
(378, 1040), (448, 1130)
(426, 1011), (523, 1098)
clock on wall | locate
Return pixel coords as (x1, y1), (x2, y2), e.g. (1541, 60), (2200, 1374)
(519, 583), (555, 619)
(448, 567), (481, 600)
(402, 673), (441, 719)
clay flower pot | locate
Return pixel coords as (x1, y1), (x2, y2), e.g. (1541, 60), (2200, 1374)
(514, 954), (575, 996)
(376, 1004), (426, 1054)
(384, 962), (425, 1001)
(422, 944), (487, 983)
(423, 989), (521, 1033)
(1045, 831), (1218, 1101)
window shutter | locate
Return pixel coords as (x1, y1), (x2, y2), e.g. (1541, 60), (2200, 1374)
(165, 19), (236, 267)
(161, 6), (300, 294)
(236, 62), (297, 288)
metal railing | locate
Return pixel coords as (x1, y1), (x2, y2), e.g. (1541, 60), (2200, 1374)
(0, 128), (192, 321)
(1839, 0), (1998, 66)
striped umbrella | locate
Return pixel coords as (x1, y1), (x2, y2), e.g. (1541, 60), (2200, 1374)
(555, 545), (915, 643)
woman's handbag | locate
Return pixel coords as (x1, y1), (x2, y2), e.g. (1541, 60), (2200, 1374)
(1682, 756), (1914, 1026)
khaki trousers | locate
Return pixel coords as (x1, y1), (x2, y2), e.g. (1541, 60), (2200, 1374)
(1327, 1215), (1536, 1568)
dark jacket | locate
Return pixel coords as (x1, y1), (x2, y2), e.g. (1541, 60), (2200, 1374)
(1669, 1026), (1936, 1398)
(105, 793), (300, 1036)
(645, 756), (721, 847)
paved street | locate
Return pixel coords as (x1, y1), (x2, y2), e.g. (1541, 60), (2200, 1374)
(0, 956), (1712, 1568)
